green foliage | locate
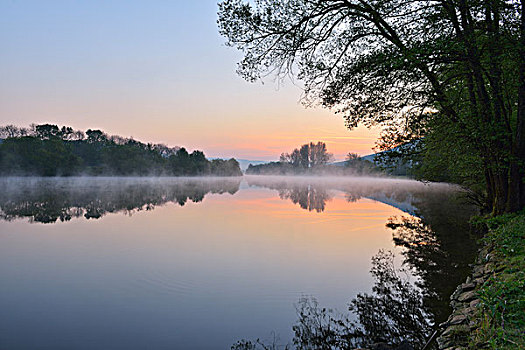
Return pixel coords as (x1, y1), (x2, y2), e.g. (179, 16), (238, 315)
(248, 141), (334, 175)
(0, 137), (81, 176)
(469, 213), (525, 349)
(218, 0), (525, 214)
(414, 119), (486, 193)
(344, 157), (379, 175)
(246, 162), (296, 175)
(279, 142), (333, 169)
(248, 141), (382, 175)
(210, 158), (243, 176)
(0, 124), (242, 177)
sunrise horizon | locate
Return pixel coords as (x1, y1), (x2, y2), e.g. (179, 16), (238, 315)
(0, 1), (379, 162)
(2, 1), (523, 348)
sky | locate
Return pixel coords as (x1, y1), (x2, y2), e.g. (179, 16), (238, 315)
(0, 0), (379, 161)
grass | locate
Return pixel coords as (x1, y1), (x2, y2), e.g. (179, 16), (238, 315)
(469, 212), (525, 349)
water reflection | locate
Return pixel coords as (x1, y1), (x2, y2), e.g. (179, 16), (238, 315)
(245, 175), (457, 218)
(243, 176), (479, 349)
(297, 251), (431, 349)
(277, 186), (332, 213)
(0, 177), (240, 223)
(233, 250), (431, 350)
(0, 176), (479, 349)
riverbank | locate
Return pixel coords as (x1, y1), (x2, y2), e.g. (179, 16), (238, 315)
(437, 212), (525, 349)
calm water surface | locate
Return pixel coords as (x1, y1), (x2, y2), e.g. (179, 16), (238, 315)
(0, 176), (478, 349)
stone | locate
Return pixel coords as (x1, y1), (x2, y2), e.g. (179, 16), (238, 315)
(472, 265), (485, 278)
(469, 299), (481, 308)
(458, 290), (477, 302)
(449, 314), (468, 325)
(450, 288), (463, 301)
(441, 325), (469, 338)
(462, 306), (477, 316)
(437, 337), (454, 349)
(460, 282), (476, 291)
(474, 277), (485, 286)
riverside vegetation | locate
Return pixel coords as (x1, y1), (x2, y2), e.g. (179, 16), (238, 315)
(471, 213), (525, 349)
(0, 124), (242, 177)
(217, 0), (525, 348)
(246, 142), (382, 176)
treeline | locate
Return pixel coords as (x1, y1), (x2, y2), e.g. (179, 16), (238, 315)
(246, 142), (380, 175)
(247, 141), (333, 175)
(0, 124), (242, 177)
(218, 0), (525, 215)
(0, 177), (241, 223)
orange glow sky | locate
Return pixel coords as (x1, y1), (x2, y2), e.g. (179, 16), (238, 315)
(0, 1), (379, 161)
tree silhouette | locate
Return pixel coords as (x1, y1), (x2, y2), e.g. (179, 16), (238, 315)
(0, 124), (243, 177)
(0, 178), (241, 223)
(218, 0), (525, 214)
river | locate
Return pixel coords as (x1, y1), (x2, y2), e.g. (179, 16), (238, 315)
(0, 176), (478, 349)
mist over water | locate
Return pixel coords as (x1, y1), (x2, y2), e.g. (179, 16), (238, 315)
(0, 177), (242, 223)
(0, 175), (464, 223)
(0, 176), (478, 349)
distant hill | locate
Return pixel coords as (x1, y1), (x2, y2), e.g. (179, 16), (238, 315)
(236, 159), (270, 171)
(332, 141), (421, 176)
(331, 152), (384, 167)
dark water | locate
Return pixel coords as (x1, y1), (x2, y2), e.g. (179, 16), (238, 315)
(0, 176), (478, 349)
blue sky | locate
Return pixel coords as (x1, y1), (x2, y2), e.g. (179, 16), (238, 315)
(0, 0), (378, 160)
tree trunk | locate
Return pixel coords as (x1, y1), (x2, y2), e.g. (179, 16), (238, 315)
(518, 0), (525, 209)
(492, 170), (509, 215)
(509, 0), (525, 212)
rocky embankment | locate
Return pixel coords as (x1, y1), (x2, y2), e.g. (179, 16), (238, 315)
(436, 244), (505, 349)
(354, 213), (524, 350)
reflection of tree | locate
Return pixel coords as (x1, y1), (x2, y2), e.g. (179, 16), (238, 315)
(248, 176), (478, 325)
(242, 176), (479, 348)
(347, 250), (431, 348)
(245, 175), (464, 218)
(293, 251), (430, 349)
(0, 178), (241, 223)
(344, 192), (362, 203)
(387, 218), (478, 325)
(383, 185), (479, 325)
(278, 185), (332, 212)
(245, 178), (333, 212)
(234, 251), (430, 350)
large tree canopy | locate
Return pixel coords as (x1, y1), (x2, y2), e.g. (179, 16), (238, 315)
(218, 0), (525, 214)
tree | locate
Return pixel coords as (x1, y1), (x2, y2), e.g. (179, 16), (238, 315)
(35, 124), (60, 139)
(218, 0), (525, 214)
(299, 144), (310, 169)
(86, 129), (107, 143)
(345, 153), (359, 163)
(0, 124), (242, 177)
(345, 152), (378, 174)
(0, 125), (29, 139)
(189, 150), (211, 175)
(308, 141), (332, 167)
(210, 158), (243, 176)
(279, 142), (332, 169)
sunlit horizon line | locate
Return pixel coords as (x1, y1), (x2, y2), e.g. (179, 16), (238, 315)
(0, 122), (378, 161)
(203, 140), (377, 160)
